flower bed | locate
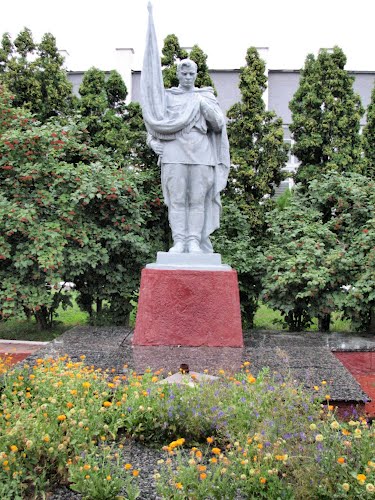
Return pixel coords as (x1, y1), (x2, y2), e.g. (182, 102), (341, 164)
(0, 357), (374, 499)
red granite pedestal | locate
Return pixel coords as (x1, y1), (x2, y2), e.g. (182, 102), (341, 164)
(133, 268), (243, 347)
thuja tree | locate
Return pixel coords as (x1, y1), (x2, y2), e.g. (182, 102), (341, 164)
(161, 35), (215, 91)
(262, 172), (375, 332)
(78, 67), (169, 253)
(161, 34), (188, 88)
(362, 82), (375, 178)
(221, 47), (288, 326)
(226, 47), (287, 227)
(0, 28), (75, 121)
(189, 44), (216, 91)
(290, 47), (364, 188)
(0, 86), (150, 329)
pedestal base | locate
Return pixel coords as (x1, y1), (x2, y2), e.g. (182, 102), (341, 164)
(133, 268), (243, 347)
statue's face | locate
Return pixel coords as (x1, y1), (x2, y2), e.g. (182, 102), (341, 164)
(177, 65), (197, 90)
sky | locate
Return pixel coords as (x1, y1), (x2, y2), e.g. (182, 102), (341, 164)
(1, 0), (374, 72)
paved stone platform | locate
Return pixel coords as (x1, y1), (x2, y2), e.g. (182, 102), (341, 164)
(17, 327), (372, 409)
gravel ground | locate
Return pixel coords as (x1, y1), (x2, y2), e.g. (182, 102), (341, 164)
(49, 440), (164, 499)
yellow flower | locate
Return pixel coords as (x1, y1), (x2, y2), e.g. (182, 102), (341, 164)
(309, 423), (317, 431)
(342, 483), (350, 492)
(85, 474), (90, 480)
(106, 475), (111, 481)
(357, 473), (366, 484)
(175, 482), (183, 490)
(151, 376), (158, 382)
(247, 375), (256, 384)
(325, 394), (331, 400)
(124, 463), (132, 470)
(330, 421), (340, 430)
(10, 445), (18, 452)
(314, 385), (320, 391)
(206, 437), (214, 444)
(82, 382), (91, 389)
(43, 435), (50, 443)
(212, 447), (221, 455)
(57, 414), (66, 422)
(210, 457), (218, 463)
(315, 434), (324, 442)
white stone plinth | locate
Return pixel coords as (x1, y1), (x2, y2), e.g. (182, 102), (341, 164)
(145, 252), (231, 271)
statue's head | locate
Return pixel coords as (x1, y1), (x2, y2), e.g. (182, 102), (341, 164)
(177, 59), (197, 90)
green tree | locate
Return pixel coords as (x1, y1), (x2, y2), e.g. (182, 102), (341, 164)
(161, 34), (188, 88)
(189, 44), (216, 91)
(0, 28), (74, 121)
(362, 82), (375, 178)
(290, 47), (364, 188)
(216, 47), (288, 326)
(0, 85), (151, 329)
(226, 47), (288, 228)
(262, 172), (375, 332)
(78, 67), (170, 253)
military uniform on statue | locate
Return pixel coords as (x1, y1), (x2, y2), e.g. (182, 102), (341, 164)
(133, 3), (243, 347)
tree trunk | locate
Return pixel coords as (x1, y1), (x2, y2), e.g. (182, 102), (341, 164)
(369, 307), (375, 334)
(318, 314), (331, 332)
(34, 306), (51, 330)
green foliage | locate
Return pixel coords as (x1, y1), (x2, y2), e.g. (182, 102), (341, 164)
(212, 201), (264, 328)
(226, 47), (288, 223)
(262, 172), (375, 332)
(161, 34), (188, 88)
(189, 44), (216, 92)
(0, 85), (152, 329)
(363, 82), (375, 178)
(0, 28), (74, 121)
(161, 34), (215, 92)
(1, 358), (374, 498)
(290, 47), (364, 188)
(220, 47), (288, 325)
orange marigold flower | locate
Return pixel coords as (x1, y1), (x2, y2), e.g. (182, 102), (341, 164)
(66, 402), (74, 409)
(260, 477), (267, 484)
(337, 457), (345, 464)
(103, 401), (112, 407)
(195, 450), (203, 459)
(212, 447), (221, 455)
(206, 437), (214, 444)
(210, 457), (218, 463)
(10, 445), (18, 452)
(198, 465), (207, 472)
(124, 463), (132, 470)
(57, 415), (66, 422)
(247, 375), (256, 384)
(106, 475), (111, 481)
(200, 473), (207, 480)
(132, 470), (139, 477)
(357, 473), (366, 483)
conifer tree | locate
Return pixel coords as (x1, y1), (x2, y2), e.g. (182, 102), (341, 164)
(161, 34), (215, 91)
(189, 44), (216, 91)
(363, 83), (375, 178)
(0, 28), (74, 121)
(226, 46), (288, 230)
(161, 34), (188, 88)
(290, 46), (364, 188)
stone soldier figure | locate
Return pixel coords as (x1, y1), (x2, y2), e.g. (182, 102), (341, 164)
(141, 4), (230, 254)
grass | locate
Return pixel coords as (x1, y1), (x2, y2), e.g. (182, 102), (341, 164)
(0, 295), (88, 342)
(0, 299), (354, 343)
(253, 304), (353, 332)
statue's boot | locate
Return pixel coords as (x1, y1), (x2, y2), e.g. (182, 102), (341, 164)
(187, 210), (204, 254)
(168, 210), (186, 253)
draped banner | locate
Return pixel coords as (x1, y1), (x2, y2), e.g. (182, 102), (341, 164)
(140, 2), (165, 123)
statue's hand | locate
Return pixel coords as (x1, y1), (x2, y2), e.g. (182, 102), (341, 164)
(151, 140), (164, 156)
